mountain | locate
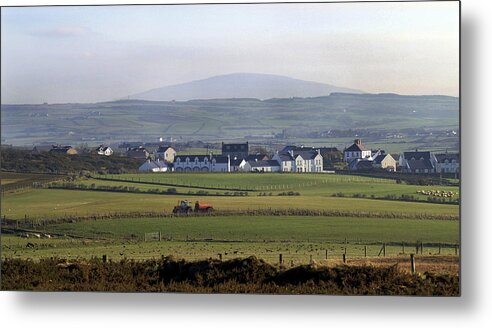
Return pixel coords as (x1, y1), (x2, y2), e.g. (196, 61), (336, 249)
(129, 73), (364, 101)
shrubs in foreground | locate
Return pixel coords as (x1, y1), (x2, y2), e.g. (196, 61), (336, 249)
(1, 256), (459, 295)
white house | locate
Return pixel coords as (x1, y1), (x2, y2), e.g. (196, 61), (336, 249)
(139, 159), (170, 172)
(272, 149), (323, 173)
(343, 139), (372, 163)
(239, 159), (281, 172)
(96, 145), (113, 156)
(173, 154), (230, 172)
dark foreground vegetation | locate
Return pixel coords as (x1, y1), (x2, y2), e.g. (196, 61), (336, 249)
(1, 256), (459, 295)
(0, 147), (141, 174)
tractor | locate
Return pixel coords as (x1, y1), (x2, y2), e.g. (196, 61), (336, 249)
(172, 200), (214, 214)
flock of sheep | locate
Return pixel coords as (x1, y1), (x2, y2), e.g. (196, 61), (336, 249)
(416, 190), (458, 198)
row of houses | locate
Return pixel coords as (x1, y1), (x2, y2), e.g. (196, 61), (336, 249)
(342, 139), (460, 174)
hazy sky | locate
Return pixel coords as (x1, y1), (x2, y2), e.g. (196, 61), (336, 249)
(1, 2), (459, 104)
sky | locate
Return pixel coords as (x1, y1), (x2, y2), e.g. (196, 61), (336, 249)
(1, 1), (459, 104)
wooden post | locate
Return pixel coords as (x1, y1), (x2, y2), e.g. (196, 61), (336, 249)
(158, 231), (162, 241)
(102, 255), (107, 263)
(342, 253), (346, 263)
(402, 242), (405, 254)
(383, 243), (386, 257)
(218, 253), (222, 261)
(420, 242), (424, 255)
(364, 246), (367, 257)
(455, 244), (458, 256)
(416, 242), (419, 254)
(279, 253), (283, 265)
(438, 243), (441, 255)
(410, 254), (415, 273)
(325, 249), (328, 260)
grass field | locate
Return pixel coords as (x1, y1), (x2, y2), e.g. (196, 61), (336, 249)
(1, 172), (460, 273)
(1, 188), (459, 220)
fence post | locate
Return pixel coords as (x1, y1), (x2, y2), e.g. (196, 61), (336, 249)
(420, 241), (424, 255)
(438, 243), (441, 255)
(218, 253), (222, 261)
(325, 249), (328, 260)
(383, 243), (386, 257)
(158, 231), (161, 241)
(279, 254), (283, 265)
(342, 253), (346, 263)
(364, 245), (367, 257)
(402, 242), (405, 254)
(410, 254), (415, 273)
(102, 255), (107, 263)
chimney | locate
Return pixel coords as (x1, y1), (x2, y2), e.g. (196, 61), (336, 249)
(354, 139), (362, 145)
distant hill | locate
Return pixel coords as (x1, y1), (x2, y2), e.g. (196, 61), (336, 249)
(1, 93), (459, 149)
(129, 73), (364, 101)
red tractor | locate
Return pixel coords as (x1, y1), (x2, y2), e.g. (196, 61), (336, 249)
(172, 200), (214, 214)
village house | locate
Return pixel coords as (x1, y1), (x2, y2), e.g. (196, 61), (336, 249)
(138, 158), (170, 172)
(96, 145), (113, 156)
(400, 151), (437, 174)
(282, 145), (340, 169)
(343, 139), (372, 163)
(272, 149), (323, 173)
(126, 146), (150, 159)
(239, 159), (281, 172)
(173, 154), (230, 172)
(154, 145), (176, 163)
(435, 153), (460, 174)
(372, 153), (398, 171)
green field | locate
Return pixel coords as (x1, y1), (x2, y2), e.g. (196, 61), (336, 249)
(1, 172), (460, 265)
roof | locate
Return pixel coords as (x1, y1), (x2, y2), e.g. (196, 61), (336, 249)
(373, 154), (386, 164)
(49, 146), (74, 153)
(406, 159), (434, 171)
(281, 146), (338, 154)
(390, 153), (400, 161)
(276, 152), (294, 161)
(156, 146), (173, 152)
(175, 154), (229, 164)
(345, 143), (367, 152)
(404, 151), (431, 161)
(293, 150), (319, 160)
(248, 160), (280, 168)
(246, 154), (269, 161)
(435, 153), (459, 163)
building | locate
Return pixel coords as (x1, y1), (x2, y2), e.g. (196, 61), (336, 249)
(400, 151), (437, 174)
(372, 153), (397, 171)
(49, 145), (78, 155)
(222, 142), (248, 159)
(343, 139), (372, 163)
(272, 149), (323, 173)
(32, 145), (55, 154)
(435, 153), (460, 174)
(138, 159), (170, 172)
(282, 145), (340, 169)
(173, 154), (230, 172)
(154, 146), (176, 163)
(239, 159), (281, 172)
(348, 159), (373, 171)
(96, 145), (113, 156)
(126, 146), (150, 159)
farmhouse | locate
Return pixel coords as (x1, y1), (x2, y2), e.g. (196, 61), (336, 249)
(96, 145), (113, 156)
(138, 159), (170, 172)
(174, 154), (230, 172)
(435, 153), (460, 174)
(343, 139), (372, 163)
(239, 159), (281, 172)
(154, 145), (176, 163)
(126, 146), (150, 159)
